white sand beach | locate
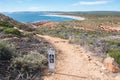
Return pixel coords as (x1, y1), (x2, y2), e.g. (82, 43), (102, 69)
(45, 14), (85, 20)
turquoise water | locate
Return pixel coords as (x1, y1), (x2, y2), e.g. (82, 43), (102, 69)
(3, 12), (75, 22)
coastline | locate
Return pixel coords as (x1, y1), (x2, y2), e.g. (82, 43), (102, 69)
(45, 14), (85, 20)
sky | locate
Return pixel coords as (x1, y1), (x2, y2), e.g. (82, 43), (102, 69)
(0, 0), (119, 12)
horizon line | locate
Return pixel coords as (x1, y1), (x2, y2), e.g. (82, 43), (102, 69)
(1, 10), (120, 13)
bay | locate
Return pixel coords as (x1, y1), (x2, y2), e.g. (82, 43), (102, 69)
(3, 12), (75, 22)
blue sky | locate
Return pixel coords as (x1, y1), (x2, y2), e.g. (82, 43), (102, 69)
(0, 0), (119, 12)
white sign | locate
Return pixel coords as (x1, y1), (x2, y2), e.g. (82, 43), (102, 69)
(48, 49), (55, 72)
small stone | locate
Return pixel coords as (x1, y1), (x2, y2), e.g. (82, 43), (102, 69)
(103, 57), (120, 73)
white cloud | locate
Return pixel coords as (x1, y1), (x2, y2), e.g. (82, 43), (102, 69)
(73, 0), (110, 6)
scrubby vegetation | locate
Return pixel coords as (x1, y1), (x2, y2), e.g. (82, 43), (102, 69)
(108, 49), (120, 64)
(12, 52), (47, 72)
(0, 37), (51, 80)
(3, 28), (22, 36)
(0, 17), (23, 36)
(36, 12), (120, 59)
(8, 52), (47, 80)
(0, 41), (16, 60)
(0, 11), (120, 79)
(0, 27), (54, 79)
(106, 40), (120, 46)
(0, 21), (13, 28)
(0, 13), (54, 80)
(36, 22), (119, 56)
(0, 35), (53, 79)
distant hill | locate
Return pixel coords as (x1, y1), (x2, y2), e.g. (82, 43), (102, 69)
(57, 11), (120, 19)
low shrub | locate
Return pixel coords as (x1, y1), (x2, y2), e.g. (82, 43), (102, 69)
(3, 28), (22, 36)
(8, 52), (47, 80)
(106, 40), (120, 46)
(11, 51), (47, 73)
(0, 27), (5, 32)
(36, 22), (120, 57)
(0, 41), (16, 60)
(23, 32), (35, 37)
(0, 21), (13, 28)
(108, 49), (120, 65)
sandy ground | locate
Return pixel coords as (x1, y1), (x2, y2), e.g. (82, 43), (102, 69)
(100, 25), (120, 32)
(36, 34), (116, 80)
(44, 14), (85, 20)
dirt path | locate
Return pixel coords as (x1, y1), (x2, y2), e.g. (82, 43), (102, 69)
(37, 35), (114, 80)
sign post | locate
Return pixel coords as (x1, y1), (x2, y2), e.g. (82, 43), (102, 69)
(48, 49), (55, 72)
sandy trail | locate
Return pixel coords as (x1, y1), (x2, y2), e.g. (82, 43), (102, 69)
(37, 35), (114, 80)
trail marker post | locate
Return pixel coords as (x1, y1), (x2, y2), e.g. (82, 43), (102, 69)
(48, 49), (55, 72)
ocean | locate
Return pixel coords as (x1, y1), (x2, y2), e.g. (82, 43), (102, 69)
(3, 12), (75, 22)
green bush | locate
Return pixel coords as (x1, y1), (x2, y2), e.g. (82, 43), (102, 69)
(0, 41), (16, 60)
(11, 52), (47, 72)
(106, 40), (120, 46)
(0, 21), (13, 28)
(0, 27), (5, 32)
(108, 49), (120, 64)
(3, 28), (22, 36)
